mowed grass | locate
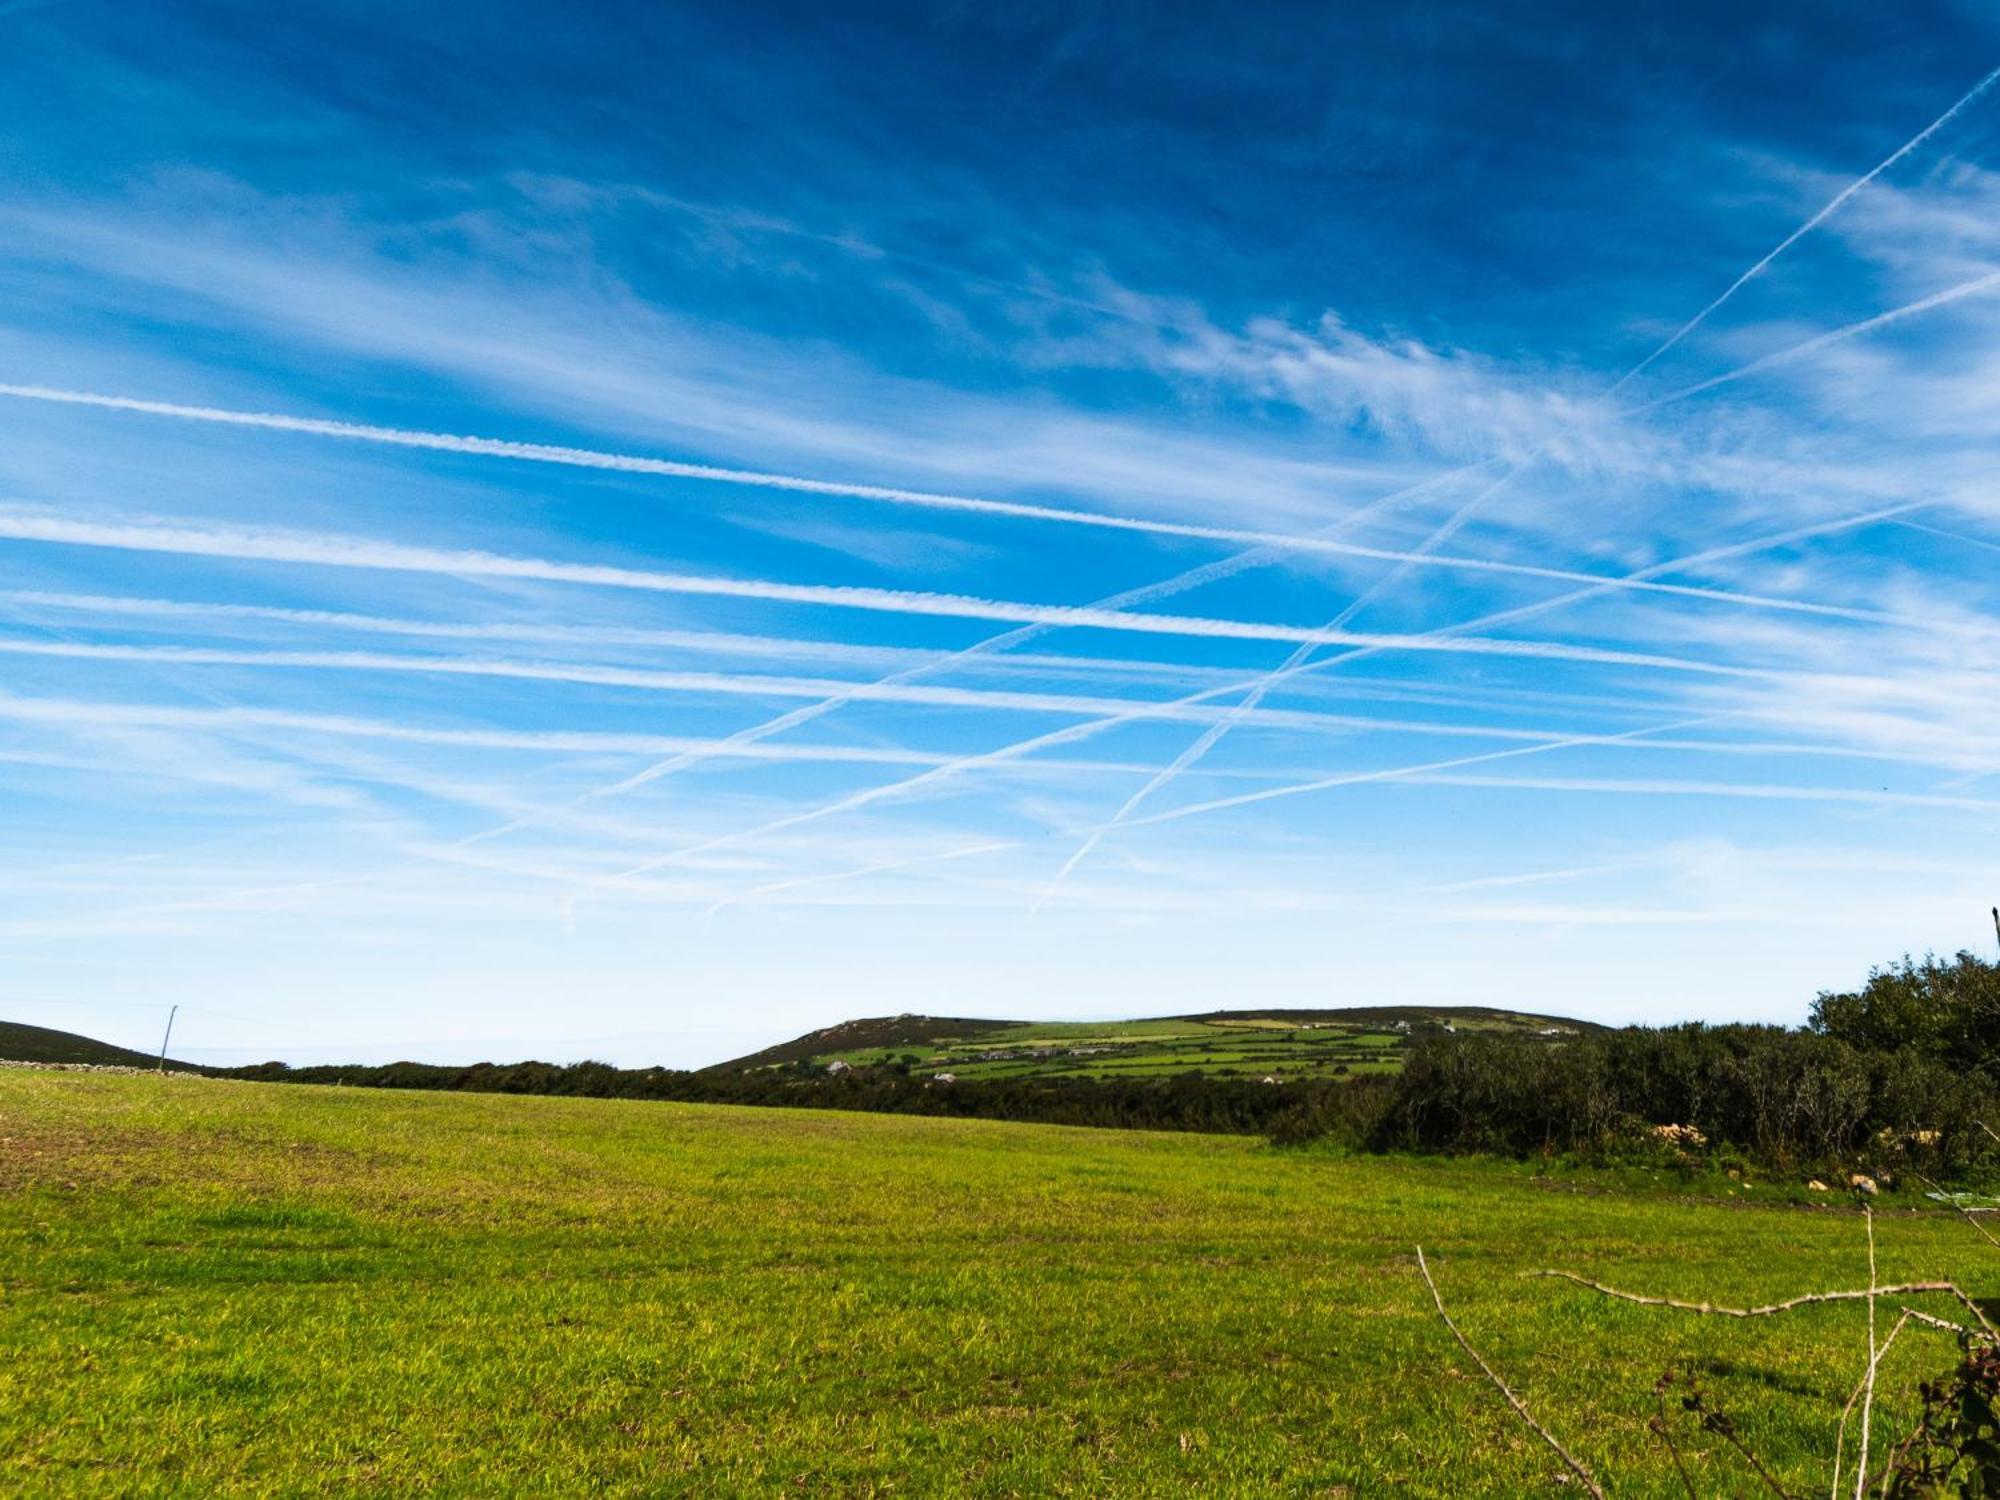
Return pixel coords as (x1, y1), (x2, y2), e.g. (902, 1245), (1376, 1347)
(0, 1074), (1984, 1496)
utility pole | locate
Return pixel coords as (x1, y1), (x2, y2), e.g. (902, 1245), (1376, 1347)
(157, 1004), (178, 1073)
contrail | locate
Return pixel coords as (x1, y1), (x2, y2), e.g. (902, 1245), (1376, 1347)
(1613, 61), (2000, 391)
(0, 587), (1289, 689)
(714, 724), (2000, 915)
(1, 505), (1983, 650)
(0, 380), (1463, 552)
(1038, 262), (2000, 860)
(461, 519), (1418, 840)
(13, 633), (1740, 731)
(1636, 266), (2000, 412)
(0, 690), (1263, 770)
(687, 501), (1917, 912)
(1, 386), (1973, 623)
(1893, 519), (2000, 559)
(578, 90), (2000, 891)
(444, 460), (1654, 858)
(716, 716), (1723, 914)
(1031, 466), (1527, 909)
(1035, 71), (2000, 907)
(577, 554), (1844, 908)
(1397, 771), (2000, 813)
(5, 512), (1833, 674)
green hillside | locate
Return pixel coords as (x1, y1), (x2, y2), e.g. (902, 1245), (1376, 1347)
(0, 1019), (193, 1071)
(713, 1005), (1599, 1082)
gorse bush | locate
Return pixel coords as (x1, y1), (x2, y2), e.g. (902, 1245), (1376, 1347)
(1810, 950), (2000, 1086)
(1350, 1024), (1990, 1173)
(1260, 954), (2000, 1175)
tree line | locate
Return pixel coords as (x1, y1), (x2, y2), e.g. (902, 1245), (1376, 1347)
(1272, 950), (2000, 1176)
(225, 950), (2000, 1178)
(225, 1055), (1308, 1135)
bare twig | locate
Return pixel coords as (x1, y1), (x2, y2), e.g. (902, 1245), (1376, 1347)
(1651, 1377), (1700, 1500)
(1717, 1413), (1801, 1500)
(1416, 1247), (1607, 1500)
(1674, 1375), (1800, 1499)
(1830, 1308), (1914, 1500)
(1855, 1207), (1878, 1500)
(1899, 1306), (1971, 1336)
(1527, 1269), (1999, 1338)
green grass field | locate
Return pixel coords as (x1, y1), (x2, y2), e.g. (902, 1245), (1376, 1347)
(734, 1007), (1589, 1083)
(2, 1072), (1985, 1496)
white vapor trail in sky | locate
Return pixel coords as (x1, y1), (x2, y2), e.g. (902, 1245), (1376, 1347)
(717, 716), (1725, 914)
(714, 727), (2000, 915)
(1638, 267), (2000, 412)
(1612, 60), (2000, 391)
(1024, 72), (1996, 910)
(0, 513), (1818, 673)
(0, 380), (1468, 553)
(1031, 467), (1529, 909)
(0, 382), (1977, 622)
(689, 500), (1921, 912)
(10, 634), (1707, 732)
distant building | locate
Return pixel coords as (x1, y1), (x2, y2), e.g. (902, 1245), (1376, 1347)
(826, 1059), (852, 1074)
(932, 1072), (957, 1083)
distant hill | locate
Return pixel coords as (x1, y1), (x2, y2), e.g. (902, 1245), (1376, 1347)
(716, 1015), (1029, 1071)
(0, 1020), (195, 1070)
(709, 1005), (1601, 1083)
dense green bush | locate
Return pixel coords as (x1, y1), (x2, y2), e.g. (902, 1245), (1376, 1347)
(1810, 950), (2000, 1085)
(227, 1056), (1310, 1136)
(1351, 1021), (1992, 1175)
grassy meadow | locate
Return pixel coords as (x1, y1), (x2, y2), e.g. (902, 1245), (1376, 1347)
(1, 1071), (1988, 1496)
(785, 1009), (1583, 1083)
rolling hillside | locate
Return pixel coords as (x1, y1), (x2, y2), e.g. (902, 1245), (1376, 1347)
(0, 1020), (193, 1071)
(712, 1005), (1600, 1083)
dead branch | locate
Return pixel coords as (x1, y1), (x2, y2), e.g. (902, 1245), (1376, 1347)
(1416, 1246), (1607, 1500)
(1898, 1306), (1970, 1336)
(1676, 1376), (1799, 1499)
(1830, 1307), (1912, 1500)
(1650, 1374), (1700, 1500)
(1854, 1207), (1878, 1500)
(1526, 1269), (1999, 1338)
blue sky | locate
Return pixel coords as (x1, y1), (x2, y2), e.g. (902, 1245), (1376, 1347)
(2, 2), (1998, 1066)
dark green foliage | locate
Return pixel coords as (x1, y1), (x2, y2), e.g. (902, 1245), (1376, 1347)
(1881, 1340), (2000, 1496)
(1356, 1022), (1992, 1174)
(226, 1056), (1310, 1136)
(1811, 952), (2000, 1088)
(1266, 1077), (1394, 1147)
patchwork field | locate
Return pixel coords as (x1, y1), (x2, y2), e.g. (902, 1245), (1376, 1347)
(0, 1071), (1983, 1496)
(718, 1005), (1594, 1082)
